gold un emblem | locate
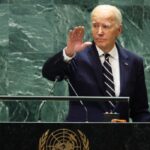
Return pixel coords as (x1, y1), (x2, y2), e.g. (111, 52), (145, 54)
(39, 128), (89, 150)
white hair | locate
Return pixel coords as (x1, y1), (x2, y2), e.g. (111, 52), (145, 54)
(91, 5), (122, 26)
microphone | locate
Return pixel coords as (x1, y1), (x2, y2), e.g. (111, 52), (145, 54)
(49, 75), (60, 95)
(38, 75), (60, 122)
(64, 76), (88, 122)
(104, 99), (120, 122)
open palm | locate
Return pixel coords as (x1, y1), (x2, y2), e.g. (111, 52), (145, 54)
(65, 26), (92, 57)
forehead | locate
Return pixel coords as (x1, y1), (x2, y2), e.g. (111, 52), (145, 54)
(91, 8), (116, 23)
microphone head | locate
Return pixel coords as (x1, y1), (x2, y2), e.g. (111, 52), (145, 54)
(64, 75), (69, 81)
(55, 75), (61, 81)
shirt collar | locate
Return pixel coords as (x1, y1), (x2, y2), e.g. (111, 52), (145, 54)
(96, 45), (118, 60)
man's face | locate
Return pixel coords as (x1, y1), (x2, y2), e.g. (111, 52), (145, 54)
(91, 9), (122, 52)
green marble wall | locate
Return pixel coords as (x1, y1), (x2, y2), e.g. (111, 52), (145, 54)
(0, 0), (150, 122)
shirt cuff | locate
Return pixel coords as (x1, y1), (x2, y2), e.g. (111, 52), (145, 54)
(63, 47), (76, 62)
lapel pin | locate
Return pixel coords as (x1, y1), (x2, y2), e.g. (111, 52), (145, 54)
(124, 62), (128, 66)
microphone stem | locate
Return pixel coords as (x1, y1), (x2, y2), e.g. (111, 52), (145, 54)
(38, 76), (59, 122)
(49, 77), (59, 95)
(108, 101), (115, 112)
(65, 77), (88, 122)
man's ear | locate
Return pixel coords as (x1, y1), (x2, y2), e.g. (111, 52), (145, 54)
(118, 25), (123, 34)
(116, 25), (122, 38)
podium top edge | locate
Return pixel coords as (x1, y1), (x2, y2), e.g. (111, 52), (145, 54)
(0, 95), (129, 102)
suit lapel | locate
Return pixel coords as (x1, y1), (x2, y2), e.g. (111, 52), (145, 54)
(87, 44), (105, 95)
(117, 44), (129, 96)
(86, 43), (130, 96)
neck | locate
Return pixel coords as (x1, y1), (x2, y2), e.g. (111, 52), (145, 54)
(97, 45), (115, 53)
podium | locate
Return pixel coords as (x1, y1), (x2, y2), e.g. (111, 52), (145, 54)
(0, 95), (129, 122)
(1, 96), (150, 150)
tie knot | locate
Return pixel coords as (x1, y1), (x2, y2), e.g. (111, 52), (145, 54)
(104, 53), (110, 60)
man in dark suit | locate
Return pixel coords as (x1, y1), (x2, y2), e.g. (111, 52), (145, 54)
(42, 5), (150, 122)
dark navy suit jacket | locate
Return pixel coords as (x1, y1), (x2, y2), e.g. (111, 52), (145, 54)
(42, 43), (150, 122)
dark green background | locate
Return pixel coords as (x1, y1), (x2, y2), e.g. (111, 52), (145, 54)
(0, 0), (150, 122)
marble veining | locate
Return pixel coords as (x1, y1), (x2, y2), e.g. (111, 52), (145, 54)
(0, 0), (150, 122)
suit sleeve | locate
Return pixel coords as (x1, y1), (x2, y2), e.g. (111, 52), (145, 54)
(130, 58), (150, 122)
(42, 51), (70, 81)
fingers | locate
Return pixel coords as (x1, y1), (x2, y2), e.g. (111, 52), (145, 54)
(68, 26), (85, 41)
(66, 26), (87, 55)
(84, 41), (92, 47)
(111, 119), (127, 123)
(74, 26), (84, 39)
(68, 29), (73, 42)
(81, 42), (92, 50)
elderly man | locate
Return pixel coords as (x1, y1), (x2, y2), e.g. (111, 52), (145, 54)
(42, 5), (150, 122)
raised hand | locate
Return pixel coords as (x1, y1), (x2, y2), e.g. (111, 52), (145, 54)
(65, 26), (92, 57)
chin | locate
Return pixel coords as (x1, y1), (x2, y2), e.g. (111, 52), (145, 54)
(96, 43), (106, 50)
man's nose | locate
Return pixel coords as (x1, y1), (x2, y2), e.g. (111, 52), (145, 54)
(98, 26), (104, 35)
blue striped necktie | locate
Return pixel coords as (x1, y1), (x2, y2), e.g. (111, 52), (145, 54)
(102, 54), (115, 97)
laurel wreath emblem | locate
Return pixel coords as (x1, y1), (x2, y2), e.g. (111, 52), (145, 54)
(39, 130), (49, 150)
(39, 129), (89, 150)
(78, 130), (89, 150)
